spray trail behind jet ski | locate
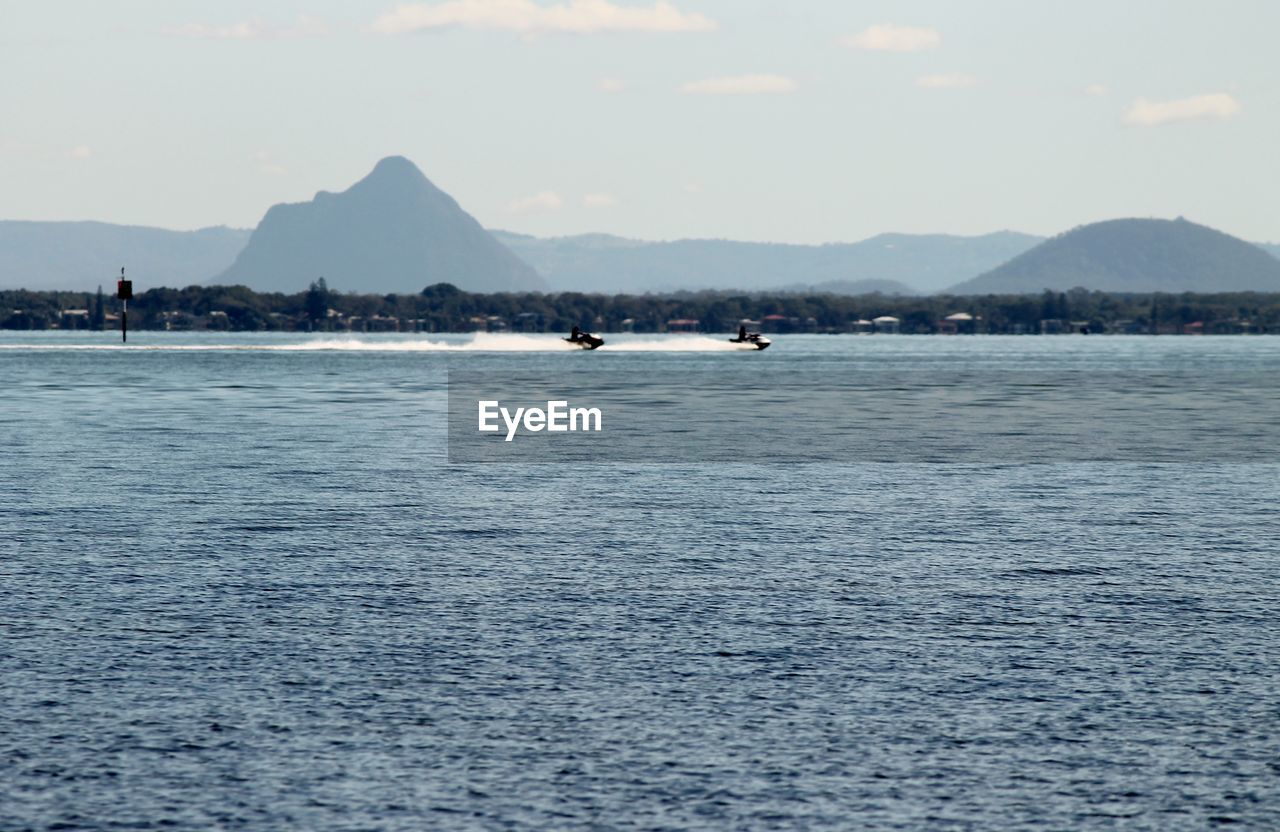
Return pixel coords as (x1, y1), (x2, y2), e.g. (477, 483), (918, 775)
(0, 333), (766, 352)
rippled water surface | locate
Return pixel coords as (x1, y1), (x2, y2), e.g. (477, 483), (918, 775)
(3, 333), (1279, 830)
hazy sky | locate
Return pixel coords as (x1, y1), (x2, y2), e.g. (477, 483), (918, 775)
(3, 1), (1277, 243)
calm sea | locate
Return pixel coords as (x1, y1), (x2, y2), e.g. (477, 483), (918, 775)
(3, 333), (1279, 830)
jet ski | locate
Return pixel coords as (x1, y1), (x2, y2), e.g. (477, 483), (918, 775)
(565, 326), (605, 350)
(729, 325), (771, 351)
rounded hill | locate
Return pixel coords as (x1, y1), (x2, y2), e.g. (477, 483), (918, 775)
(948, 218), (1280, 294)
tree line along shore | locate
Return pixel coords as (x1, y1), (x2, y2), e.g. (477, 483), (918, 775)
(4, 281), (1280, 335)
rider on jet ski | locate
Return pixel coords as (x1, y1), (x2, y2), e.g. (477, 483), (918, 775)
(566, 325), (605, 350)
(729, 323), (771, 350)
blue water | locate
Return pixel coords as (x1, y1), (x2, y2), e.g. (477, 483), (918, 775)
(3, 333), (1279, 830)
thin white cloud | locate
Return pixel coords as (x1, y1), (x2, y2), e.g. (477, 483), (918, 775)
(1085, 84), (1109, 97)
(916, 73), (976, 89)
(164, 16), (327, 40)
(842, 24), (940, 52)
(507, 191), (564, 213)
(680, 74), (797, 95)
(597, 77), (626, 93)
(69, 146), (92, 160)
(582, 193), (618, 208)
(371, 0), (716, 34)
(1124, 93), (1241, 127)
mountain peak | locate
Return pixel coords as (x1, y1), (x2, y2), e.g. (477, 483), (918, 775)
(369, 155), (422, 178)
(348, 155), (435, 199)
(215, 158), (546, 293)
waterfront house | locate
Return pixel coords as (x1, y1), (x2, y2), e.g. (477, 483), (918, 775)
(872, 315), (900, 334)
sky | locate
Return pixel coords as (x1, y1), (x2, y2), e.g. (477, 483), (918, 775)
(2, 0), (1277, 244)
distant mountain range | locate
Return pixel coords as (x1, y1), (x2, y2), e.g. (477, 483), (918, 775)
(491, 230), (1040, 295)
(3, 156), (1280, 296)
(0, 221), (250, 292)
(216, 156), (545, 293)
(950, 218), (1280, 294)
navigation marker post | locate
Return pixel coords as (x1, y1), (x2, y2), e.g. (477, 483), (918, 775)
(117, 268), (132, 343)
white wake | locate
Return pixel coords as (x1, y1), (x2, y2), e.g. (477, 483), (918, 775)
(0, 332), (753, 353)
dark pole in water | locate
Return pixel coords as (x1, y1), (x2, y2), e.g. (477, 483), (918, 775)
(117, 267), (133, 343)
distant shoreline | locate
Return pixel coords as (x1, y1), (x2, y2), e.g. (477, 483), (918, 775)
(5, 283), (1279, 336)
